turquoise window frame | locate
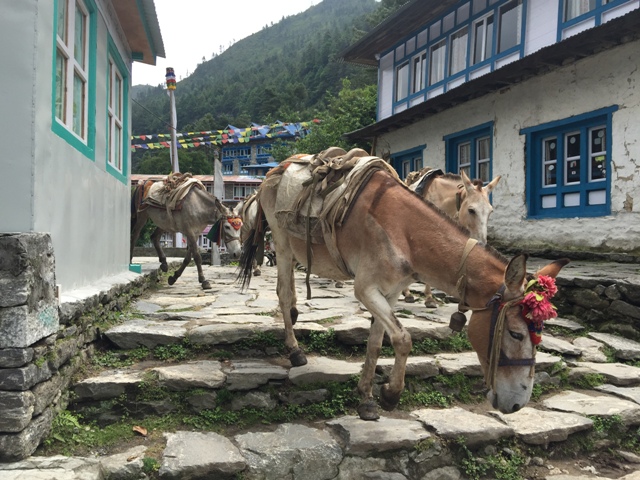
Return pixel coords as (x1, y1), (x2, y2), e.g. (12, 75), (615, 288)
(51, 0), (97, 160)
(521, 106), (617, 219)
(105, 36), (129, 185)
(444, 122), (494, 181)
(390, 145), (425, 181)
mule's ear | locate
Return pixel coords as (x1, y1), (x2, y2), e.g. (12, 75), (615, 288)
(484, 175), (502, 194)
(233, 202), (243, 216)
(504, 254), (528, 295)
(536, 258), (570, 279)
(460, 170), (474, 194)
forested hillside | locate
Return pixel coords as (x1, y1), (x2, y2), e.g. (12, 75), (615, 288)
(131, 0), (408, 173)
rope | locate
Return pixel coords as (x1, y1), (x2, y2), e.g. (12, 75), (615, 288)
(455, 238), (478, 311)
(486, 296), (525, 391)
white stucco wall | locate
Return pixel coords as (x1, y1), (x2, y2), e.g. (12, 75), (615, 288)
(376, 40), (640, 254)
(1, 0), (135, 291)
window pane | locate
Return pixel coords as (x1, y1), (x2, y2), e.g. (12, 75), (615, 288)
(566, 160), (581, 184)
(412, 53), (426, 93)
(477, 137), (490, 160)
(115, 125), (122, 170)
(115, 74), (122, 117)
(590, 127), (606, 181)
(498, 0), (522, 53)
(396, 62), (409, 100)
(72, 71), (85, 137)
(55, 50), (66, 121)
(478, 161), (489, 182)
(74, 2), (86, 68)
(57, 0), (67, 41)
(543, 138), (557, 187)
(450, 27), (468, 75)
(458, 142), (471, 169)
(429, 41), (446, 85)
(566, 132), (580, 158)
(565, 0), (595, 21)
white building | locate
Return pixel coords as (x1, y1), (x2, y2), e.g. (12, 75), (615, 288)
(342, 0), (640, 255)
(0, 0), (165, 290)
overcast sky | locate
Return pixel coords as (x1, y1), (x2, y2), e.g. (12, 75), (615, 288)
(132, 0), (318, 86)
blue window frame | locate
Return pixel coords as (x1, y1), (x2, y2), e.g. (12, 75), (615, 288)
(521, 106), (617, 219)
(391, 146), (425, 181)
(444, 122), (493, 182)
(222, 161), (233, 175)
(389, 0), (526, 113)
(557, 0), (634, 41)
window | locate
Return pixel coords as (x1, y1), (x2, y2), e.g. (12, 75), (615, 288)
(233, 185), (257, 199)
(497, 0), (523, 53)
(445, 123), (493, 182)
(429, 40), (446, 85)
(391, 146), (425, 181)
(564, 0), (595, 21)
(239, 161), (249, 174)
(395, 62), (409, 101)
(412, 53), (426, 94)
(472, 14), (494, 65)
(522, 106), (617, 218)
(56, 0), (89, 139)
(222, 162), (233, 175)
(107, 57), (123, 173)
(449, 27), (469, 76)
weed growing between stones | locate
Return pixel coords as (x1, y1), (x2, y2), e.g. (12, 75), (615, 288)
(455, 439), (526, 480)
(570, 372), (605, 389)
(530, 382), (560, 402)
(399, 374), (484, 409)
(142, 457), (160, 475)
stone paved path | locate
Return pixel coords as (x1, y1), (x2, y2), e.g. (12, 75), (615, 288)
(2, 259), (640, 480)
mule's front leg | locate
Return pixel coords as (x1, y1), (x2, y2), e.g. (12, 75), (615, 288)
(151, 227), (168, 272)
(423, 284), (438, 308)
(276, 250), (306, 366)
(168, 249), (192, 286)
(188, 235), (211, 289)
(357, 318), (385, 421)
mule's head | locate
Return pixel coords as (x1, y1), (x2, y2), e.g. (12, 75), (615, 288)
(467, 255), (568, 414)
(222, 215), (243, 258)
(456, 171), (501, 244)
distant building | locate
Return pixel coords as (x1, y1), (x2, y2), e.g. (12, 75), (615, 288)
(342, 0), (640, 255)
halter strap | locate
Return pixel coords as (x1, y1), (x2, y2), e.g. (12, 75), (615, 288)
(455, 238), (478, 312)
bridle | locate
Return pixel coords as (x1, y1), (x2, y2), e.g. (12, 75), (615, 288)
(452, 239), (536, 391)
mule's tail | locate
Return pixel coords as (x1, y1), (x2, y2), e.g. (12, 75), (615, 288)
(237, 200), (268, 290)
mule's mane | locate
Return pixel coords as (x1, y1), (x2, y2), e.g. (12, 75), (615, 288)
(396, 171), (508, 266)
(440, 172), (484, 189)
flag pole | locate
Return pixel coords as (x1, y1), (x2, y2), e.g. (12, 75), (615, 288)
(165, 67), (179, 173)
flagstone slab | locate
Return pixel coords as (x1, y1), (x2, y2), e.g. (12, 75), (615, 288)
(288, 357), (362, 385)
(376, 356), (439, 379)
(235, 423), (342, 480)
(188, 323), (279, 345)
(412, 407), (514, 447)
(152, 361), (226, 391)
(332, 318), (372, 345)
(543, 391), (640, 426)
(589, 332), (640, 360)
(160, 431), (246, 479)
(73, 370), (146, 401)
(572, 337), (608, 362)
(568, 362), (640, 386)
(326, 415), (430, 455)
(222, 359), (288, 391)
(435, 352), (484, 377)
(595, 384), (640, 405)
(545, 317), (586, 331)
(132, 300), (163, 314)
(540, 335), (582, 356)
(489, 407), (593, 446)
(400, 318), (453, 341)
(105, 320), (188, 349)
(187, 314), (275, 325)
(148, 295), (217, 308)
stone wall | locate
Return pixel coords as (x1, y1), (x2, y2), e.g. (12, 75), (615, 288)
(555, 275), (640, 342)
(0, 233), (159, 461)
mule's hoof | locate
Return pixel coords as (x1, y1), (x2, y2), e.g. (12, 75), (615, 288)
(404, 295), (416, 303)
(253, 270), (261, 277)
(334, 281), (344, 288)
(357, 399), (380, 421)
(424, 298), (438, 309)
(201, 280), (212, 290)
(168, 276), (177, 286)
(289, 348), (307, 367)
(160, 263), (168, 273)
(379, 384), (401, 411)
